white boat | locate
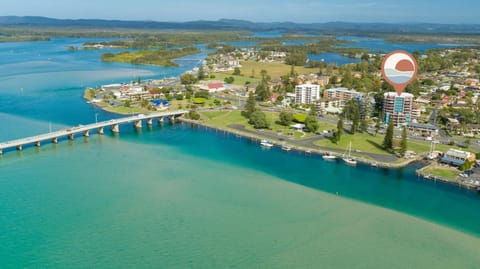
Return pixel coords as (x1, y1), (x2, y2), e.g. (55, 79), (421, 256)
(342, 141), (357, 166)
(260, 139), (274, 148)
(322, 153), (337, 160)
(281, 144), (292, 151)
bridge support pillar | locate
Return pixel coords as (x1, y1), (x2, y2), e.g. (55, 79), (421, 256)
(16, 145), (22, 151)
(134, 120), (142, 129)
(83, 130), (90, 137)
(52, 137), (58, 144)
(68, 134), (74, 141)
(158, 117), (164, 125)
(0, 149), (3, 155)
(35, 141), (41, 147)
(146, 118), (153, 126)
(169, 116), (175, 123)
(111, 124), (120, 133)
(98, 127), (104, 135)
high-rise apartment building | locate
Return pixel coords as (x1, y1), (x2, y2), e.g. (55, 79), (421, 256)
(383, 92), (415, 126)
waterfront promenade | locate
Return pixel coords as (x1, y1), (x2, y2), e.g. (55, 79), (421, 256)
(0, 110), (188, 155)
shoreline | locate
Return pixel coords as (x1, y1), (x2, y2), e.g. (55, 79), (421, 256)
(83, 97), (479, 192)
(84, 92), (422, 169)
(416, 163), (480, 191)
(180, 117), (480, 192)
(178, 117), (419, 169)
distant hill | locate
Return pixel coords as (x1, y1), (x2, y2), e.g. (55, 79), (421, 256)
(1, 16), (480, 34)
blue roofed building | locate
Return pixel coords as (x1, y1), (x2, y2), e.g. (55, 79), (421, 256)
(440, 149), (476, 166)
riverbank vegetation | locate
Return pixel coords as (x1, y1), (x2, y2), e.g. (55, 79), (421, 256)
(101, 47), (200, 66)
(383, 34), (480, 45)
(0, 36), (50, 42)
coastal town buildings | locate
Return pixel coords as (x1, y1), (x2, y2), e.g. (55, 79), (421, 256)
(441, 149), (476, 166)
(294, 84), (320, 104)
(407, 122), (440, 137)
(194, 81), (226, 93)
(323, 87), (360, 107)
(383, 92), (415, 126)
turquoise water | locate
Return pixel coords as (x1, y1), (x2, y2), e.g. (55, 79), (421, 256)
(1, 38), (480, 268)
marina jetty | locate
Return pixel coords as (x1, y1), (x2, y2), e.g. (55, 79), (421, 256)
(0, 110), (187, 155)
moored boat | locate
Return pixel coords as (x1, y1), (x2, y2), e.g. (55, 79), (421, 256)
(342, 141), (357, 166)
(322, 153), (337, 161)
(260, 139), (274, 148)
(281, 144), (292, 151)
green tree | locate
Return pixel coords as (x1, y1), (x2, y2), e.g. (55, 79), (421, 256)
(285, 51), (307, 66)
(233, 67), (241, 76)
(330, 75), (338, 85)
(336, 118), (344, 142)
(187, 110), (201, 120)
(383, 120), (394, 151)
(460, 159), (473, 171)
(141, 99), (149, 108)
(175, 94), (184, 101)
(124, 100), (131, 108)
(260, 69), (268, 80)
(305, 115), (320, 133)
(375, 111), (383, 136)
(351, 106), (360, 134)
(343, 99), (360, 134)
(290, 65), (297, 77)
(341, 68), (353, 88)
(180, 73), (197, 85)
(249, 111), (269, 129)
(309, 104), (318, 116)
(400, 127), (407, 157)
(197, 65), (206, 80)
(279, 110), (293, 126)
(360, 119), (368, 133)
(255, 81), (271, 101)
(224, 76), (235, 84)
(194, 91), (210, 99)
(242, 92), (256, 118)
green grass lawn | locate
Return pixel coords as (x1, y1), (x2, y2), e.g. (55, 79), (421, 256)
(200, 110), (248, 127)
(315, 132), (389, 155)
(420, 165), (460, 181)
(199, 110), (333, 140)
(406, 140), (462, 154)
(239, 61), (316, 79)
(211, 73), (261, 85)
(315, 131), (466, 157)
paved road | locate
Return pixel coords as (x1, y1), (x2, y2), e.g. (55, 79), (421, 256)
(227, 124), (399, 163)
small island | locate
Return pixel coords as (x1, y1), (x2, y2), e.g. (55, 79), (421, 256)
(101, 47), (200, 67)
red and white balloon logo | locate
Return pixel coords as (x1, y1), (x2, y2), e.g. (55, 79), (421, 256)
(382, 50), (418, 96)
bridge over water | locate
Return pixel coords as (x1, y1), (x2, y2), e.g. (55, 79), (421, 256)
(0, 110), (188, 155)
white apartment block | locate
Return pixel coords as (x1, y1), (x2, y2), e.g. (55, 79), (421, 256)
(294, 84), (320, 104)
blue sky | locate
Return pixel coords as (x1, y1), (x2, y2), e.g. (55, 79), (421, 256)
(2, 0), (479, 24)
